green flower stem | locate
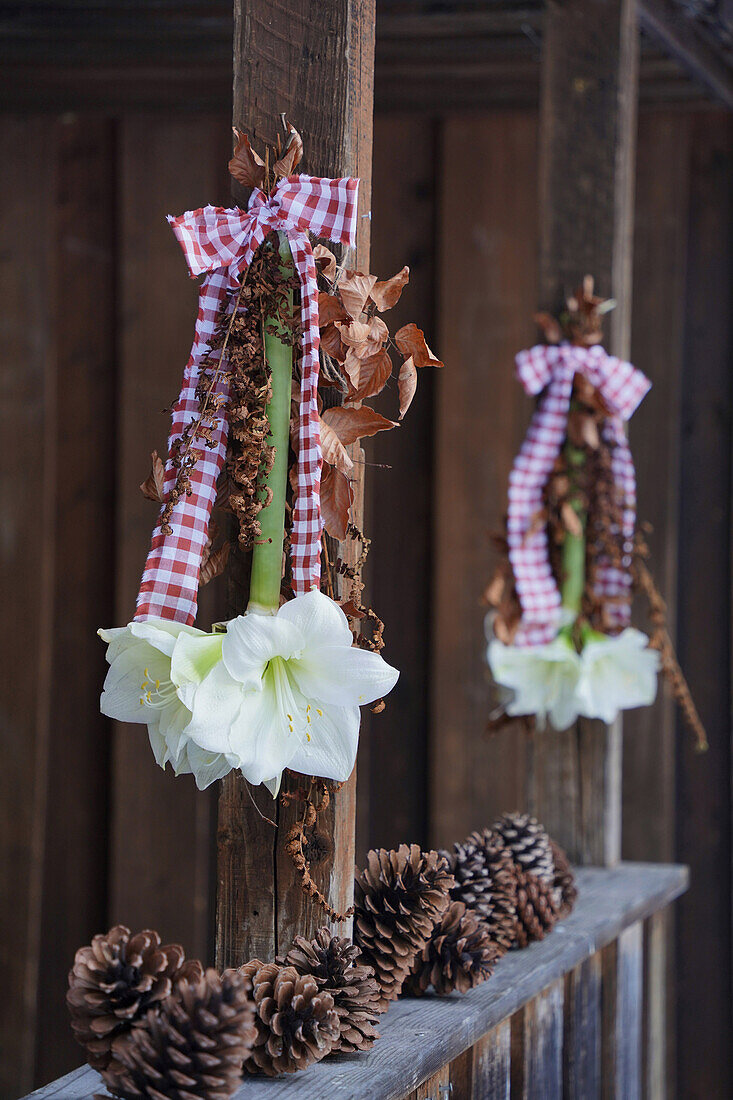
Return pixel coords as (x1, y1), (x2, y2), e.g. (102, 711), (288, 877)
(247, 233), (295, 615)
(560, 442), (586, 617)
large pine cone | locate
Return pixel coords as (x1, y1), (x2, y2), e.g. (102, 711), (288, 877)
(278, 928), (381, 1052)
(492, 812), (555, 884)
(237, 962), (340, 1077)
(445, 829), (519, 954)
(67, 926), (202, 1070)
(100, 968), (254, 1100)
(404, 901), (498, 997)
(514, 869), (561, 947)
(354, 845), (454, 1010)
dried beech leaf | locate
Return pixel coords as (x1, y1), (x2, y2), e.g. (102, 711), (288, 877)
(314, 244), (338, 280)
(320, 463), (354, 541)
(318, 292), (349, 327)
(338, 271), (377, 320)
(229, 129), (266, 189)
(200, 541), (230, 586)
(397, 355), (417, 419)
(340, 599), (365, 619)
(320, 322), (348, 362)
(533, 311), (563, 345)
(345, 349), (393, 404)
(394, 323), (443, 368)
(273, 120), (304, 178)
(567, 408), (600, 450)
(336, 319), (372, 348)
(319, 417), (354, 475)
(561, 501), (583, 538)
(322, 405), (396, 445)
(370, 266), (410, 311)
(140, 451), (166, 503)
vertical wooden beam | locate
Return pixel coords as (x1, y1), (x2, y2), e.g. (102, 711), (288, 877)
(511, 980), (565, 1099)
(471, 1021), (512, 1099)
(602, 920), (643, 1100)
(216, 0), (376, 969)
(530, 0), (640, 865)
(564, 953), (602, 1097)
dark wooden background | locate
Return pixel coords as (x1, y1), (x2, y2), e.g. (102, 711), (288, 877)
(0, 101), (730, 1100)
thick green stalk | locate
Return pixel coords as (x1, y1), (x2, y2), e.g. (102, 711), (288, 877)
(560, 443), (586, 617)
(247, 233), (294, 615)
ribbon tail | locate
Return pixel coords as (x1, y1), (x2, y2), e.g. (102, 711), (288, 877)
(135, 270), (232, 624)
(507, 370), (574, 646)
(287, 232), (323, 596)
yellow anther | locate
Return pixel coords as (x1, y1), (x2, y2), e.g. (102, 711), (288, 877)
(316, 708), (323, 717)
(306, 733), (311, 742)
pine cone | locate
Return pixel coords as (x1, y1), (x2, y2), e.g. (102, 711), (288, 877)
(67, 926), (202, 1070)
(278, 928), (381, 1052)
(550, 839), (577, 919)
(514, 869), (560, 948)
(100, 968), (254, 1100)
(237, 962), (340, 1077)
(444, 829), (519, 954)
(492, 812), (555, 885)
(354, 845), (454, 1010)
(404, 902), (497, 997)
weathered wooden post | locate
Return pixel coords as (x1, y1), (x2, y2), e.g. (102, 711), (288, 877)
(216, 0), (376, 969)
(527, 0), (640, 868)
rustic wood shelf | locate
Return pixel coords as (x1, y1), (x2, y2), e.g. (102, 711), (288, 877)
(25, 862), (687, 1100)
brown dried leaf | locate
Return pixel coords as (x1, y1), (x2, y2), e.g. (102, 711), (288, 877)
(394, 323), (443, 368)
(533, 311), (563, 345)
(273, 120), (303, 178)
(336, 319), (372, 349)
(567, 408), (600, 450)
(338, 271), (377, 320)
(397, 355), (417, 419)
(320, 323), (347, 362)
(370, 266), (410, 311)
(345, 349), (393, 403)
(320, 463), (354, 541)
(561, 501), (583, 538)
(228, 129), (266, 189)
(200, 541), (230, 586)
(314, 244), (337, 280)
(340, 599), (365, 620)
(140, 451), (166, 503)
(319, 417), (353, 475)
(322, 405), (396, 445)
(318, 292), (348, 327)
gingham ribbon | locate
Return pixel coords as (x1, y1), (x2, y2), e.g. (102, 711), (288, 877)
(508, 343), (651, 647)
(135, 175), (360, 624)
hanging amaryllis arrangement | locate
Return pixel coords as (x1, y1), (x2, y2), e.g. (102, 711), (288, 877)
(99, 120), (442, 793)
(485, 278), (707, 748)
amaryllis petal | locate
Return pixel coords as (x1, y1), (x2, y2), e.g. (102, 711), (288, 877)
(277, 587), (353, 647)
(290, 644), (399, 707)
(100, 645), (171, 724)
(287, 704), (360, 782)
(129, 618), (205, 658)
(180, 662), (244, 754)
(228, 683), (304, 787)
(222, 613), (304, 688)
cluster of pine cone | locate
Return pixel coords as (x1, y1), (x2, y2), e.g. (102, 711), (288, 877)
(67, 813), (575, 1097)
(354, 812), (576, 1006)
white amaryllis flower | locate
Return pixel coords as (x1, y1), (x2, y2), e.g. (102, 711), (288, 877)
(176, 589), (399, 794)
(487, 630), (582, 731)
(576, 627), (659, 723)
(98, 620), (236, 790)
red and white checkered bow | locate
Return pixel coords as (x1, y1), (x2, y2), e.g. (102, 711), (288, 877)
(135, 175), (360, 625)
(507, 343), (651, 647)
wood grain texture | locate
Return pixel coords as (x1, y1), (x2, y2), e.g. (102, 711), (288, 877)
(471, 1021), (511, 1100)
(216, 0), (376, 967)
(34, 116), (117, 1088)
(643, 909), (668, 1100)
(602, 920), (643, 1100)
(432, 111), (538, 848)
(112, 116), (230, 960)
(362, 113), (437, 857)
(0, 116), (56, 1099)
(510, 980), (564, 1099)
(23, 863), (688, 1100)
(563, 953), (602, 1097)
(408, 1063), (450, 1100)
(530, 0), (640, 867)
(674, 109), (733, 1100)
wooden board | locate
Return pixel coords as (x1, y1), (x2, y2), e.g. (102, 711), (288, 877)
(511, 981), (564, 1099)
(111, 115), (230, 961)
(470, 1020), (511, 1100)
(432, 110), (538, 848)
(22, 863), (688, 1100)
(602, 920), (643, 1100)
(362, 113), (437, 857)
(563, 953), (602, 1097)
(216, 0), (377, 968)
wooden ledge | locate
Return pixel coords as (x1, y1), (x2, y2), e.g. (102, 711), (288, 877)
(24, 863), (688, 1100)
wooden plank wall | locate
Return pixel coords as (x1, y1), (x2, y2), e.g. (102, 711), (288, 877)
(0, 106), (731, 1096)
